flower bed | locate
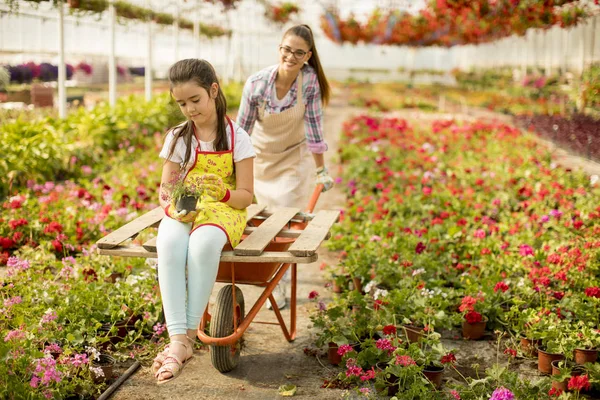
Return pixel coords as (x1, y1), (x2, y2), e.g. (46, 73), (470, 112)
(309, 113), (600, 398)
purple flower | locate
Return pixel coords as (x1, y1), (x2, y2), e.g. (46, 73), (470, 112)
(489, 387), (514, 400)
(549, 209), (563, 219)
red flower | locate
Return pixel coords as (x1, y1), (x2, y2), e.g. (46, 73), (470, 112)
(584, 287), (600, 298)
(465, 311), (483, 324)
(415, 242), (426, 254)
(503, 348), (517, 358)
(51, 239), (63, 253)
(44, 222), (64, 235)
(382, 325), (396, 336)
(459, 296), (478, 312)
(493, 282), (509, 293)
(567, 375), (591, 392)
(8, 218), (28, 230)
(553, 291), (564, 300)
(308, 290), (319, 299)
(0, 237), (15, 250)
(548, 387), (562, 397)
(12, 232), (24, 242)
(440, 353), (456, 364)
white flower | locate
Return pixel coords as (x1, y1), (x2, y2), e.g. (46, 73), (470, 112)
(412, 268), (425, 276)
(374, 288), (388, 300)
(90, 366), (104, 378)
(591, 175), (599, 186)
(363, 280), (377, 293)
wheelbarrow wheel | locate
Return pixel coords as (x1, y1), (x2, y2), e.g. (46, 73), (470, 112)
(210, 284), (245, 373)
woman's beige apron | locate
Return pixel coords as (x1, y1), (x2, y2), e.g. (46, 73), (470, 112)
(251, 70), (313, 209)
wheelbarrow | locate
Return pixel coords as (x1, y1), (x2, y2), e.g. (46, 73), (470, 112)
(95, 184), (340, 373)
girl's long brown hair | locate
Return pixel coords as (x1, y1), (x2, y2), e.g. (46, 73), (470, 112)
(165, 59), (228, 170)
(284, 24), (330, 107)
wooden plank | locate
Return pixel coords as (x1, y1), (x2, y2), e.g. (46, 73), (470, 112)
(234, 207), (300, 256)
(96, 207), (164, 249)
(260, 207), (316, 222)
(288, 210), (340, 257)
(246, 204), (266, 221)
(141, 225), (327, 253)
(141, 204), (271, 252)
(98, 247), (317, 264)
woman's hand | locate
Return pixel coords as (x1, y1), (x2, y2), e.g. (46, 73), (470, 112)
(316, 166), (334, 192)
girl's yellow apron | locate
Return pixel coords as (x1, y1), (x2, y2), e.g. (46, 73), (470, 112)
(251, 70), (313, 209)
(184, 117), (246, 247)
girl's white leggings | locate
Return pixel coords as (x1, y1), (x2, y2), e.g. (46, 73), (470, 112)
(156, 217), (227, 336)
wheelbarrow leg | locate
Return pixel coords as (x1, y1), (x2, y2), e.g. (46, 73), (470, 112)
(270, 263), (297, 342)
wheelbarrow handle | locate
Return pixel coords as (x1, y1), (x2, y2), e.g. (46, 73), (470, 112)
(306, 184), (324, 213)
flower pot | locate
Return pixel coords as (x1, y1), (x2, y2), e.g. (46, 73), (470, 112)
(351, 277), (362, 293)
(520, 336), (541, 357)
(422, 364), (444, 388)
(573, 348), (598, 365)
(537, 347), (564, 375)
(461, 319), (486, 340)
(68, 0), (80, 8)
(327, 342), (342, 365)
(401, 325), (425, 344)
(104, 272), (123, 283)
(92, 354), (115, 383)
(551, 360), (585, 392)
(175, 195), (199, 213)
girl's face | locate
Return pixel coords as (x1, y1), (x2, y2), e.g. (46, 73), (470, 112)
(278, 34), (311, 74)
(171, 81), (218, 127)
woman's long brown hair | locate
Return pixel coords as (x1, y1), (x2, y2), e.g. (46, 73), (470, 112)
(284, 24), (330, 107)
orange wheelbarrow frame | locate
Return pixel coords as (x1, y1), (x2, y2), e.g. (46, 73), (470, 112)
(197, 184), (324, 346)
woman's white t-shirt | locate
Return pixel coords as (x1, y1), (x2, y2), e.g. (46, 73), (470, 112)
(159, 120), (256, 168)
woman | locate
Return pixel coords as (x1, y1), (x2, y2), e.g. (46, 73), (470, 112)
(237, 24), (334, 309)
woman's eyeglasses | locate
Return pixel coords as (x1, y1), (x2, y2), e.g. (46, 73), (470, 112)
(279, 45), (308, 60)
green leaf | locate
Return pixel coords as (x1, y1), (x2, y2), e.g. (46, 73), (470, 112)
(278, 385), (297, 397)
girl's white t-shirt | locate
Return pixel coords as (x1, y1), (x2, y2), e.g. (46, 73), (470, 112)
(159, 120), (256, 168)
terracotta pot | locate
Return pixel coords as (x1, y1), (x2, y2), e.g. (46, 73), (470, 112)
(520, 336), (541, 357)
(551, 360), (584, 392)
(537, 347), (564, 375)
(461, 319), (487, 340)
(327, 342), (342, 365)
(422, 364), (444, 388)
(332, 281), (343, 293)
(573, 348), (598, 365)
(401, 325), (425, 344)
(351, 277), (362, 293)
(92, 354), (115, 383)
(104, 272), (123, 283)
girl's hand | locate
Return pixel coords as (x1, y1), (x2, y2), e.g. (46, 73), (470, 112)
(202, 174), (229, 201)
(166, 203), (198, 223)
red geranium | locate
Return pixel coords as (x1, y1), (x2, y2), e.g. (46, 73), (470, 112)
(382, 325), (396, 336)
(440, 353), (456, 364)
(465, 311), (483, 324)
(567, 375), (591, 392)
(584, 287), (600, 298)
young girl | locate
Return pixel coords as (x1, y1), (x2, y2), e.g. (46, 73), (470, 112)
(236, 24), (334, 310)
(153, 59), (255, 384)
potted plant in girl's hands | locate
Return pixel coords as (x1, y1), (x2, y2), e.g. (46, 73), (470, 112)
(162, 171), (203, 214)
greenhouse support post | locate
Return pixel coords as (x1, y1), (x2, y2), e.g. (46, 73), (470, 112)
(109, 1), (116, 107)
(57, 0), (66, 118)
(145, 0), (152, 101)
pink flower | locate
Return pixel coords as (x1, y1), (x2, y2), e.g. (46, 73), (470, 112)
(395, 355), (416, 366)
(4, 329), (26, 342)
(337, 344), (353, 356)
(345, 365), (363, 377)
(450, 390), (461, 399)
(519, 244), (534, 256)
(375, 338), (396, 354)
(473, 229), (486, 238)
(3, 296), (22, 307)
(360, 367), (376, 381)
(490, 387), (514, 400)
